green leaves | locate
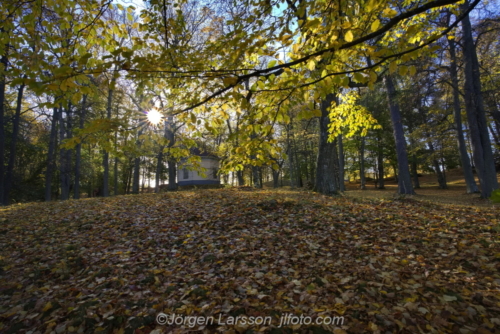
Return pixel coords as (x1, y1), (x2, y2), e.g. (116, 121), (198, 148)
(490, 189), (500, 203)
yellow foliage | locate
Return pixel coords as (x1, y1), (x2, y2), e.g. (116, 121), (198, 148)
(328, 91), (380, 140)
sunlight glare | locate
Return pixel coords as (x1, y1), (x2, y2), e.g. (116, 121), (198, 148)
(147, 109), (163, 125)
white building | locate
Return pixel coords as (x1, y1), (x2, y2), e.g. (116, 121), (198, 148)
(178, 152), (220, 186)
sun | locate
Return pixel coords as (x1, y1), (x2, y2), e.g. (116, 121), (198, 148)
(147, 108), (163, 125)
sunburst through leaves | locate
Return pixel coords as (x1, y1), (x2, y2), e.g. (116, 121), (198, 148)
(146, 108), (163, 125)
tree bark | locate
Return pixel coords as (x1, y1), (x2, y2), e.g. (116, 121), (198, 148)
(3, 81), (25, 205)
(428, 142), (448, 189)
(45, 107), (60, 201)
(165, 119), (178, 191)
(155, 148), (164, 193)
(447, 36), (479, 193)
(315, 93), (340, 195)
(155, 120), (167, 193)
(411, 155), (420, 189)
(132, 156), (141, 194)
(131, 125), (143, 194)
(384, 75), (415, 195)
(461, 4), (498, 198)
(338, 134), (345, 191)
(59, 106), (71, 200)
(0, 54), (7, 205)
(359, 137), (367, 190)
(102, 81), (115, 197)
(74, 95), (87, 199)
(272, 169), (280, 188)
(377, 135), (385, 189)
(237, 170), (245, 186)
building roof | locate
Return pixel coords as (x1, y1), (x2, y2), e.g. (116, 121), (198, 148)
(190, 147), (219, 159)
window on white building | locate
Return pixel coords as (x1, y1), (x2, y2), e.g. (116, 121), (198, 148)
(183, 168), (189, 179)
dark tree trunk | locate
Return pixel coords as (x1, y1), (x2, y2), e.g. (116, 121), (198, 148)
(165, 120), (178, 191)
(252, 166), (262, 188)
(384, 75), (415, 195)
(45, 107), (60, 201)
(74, 95), (87, 199)
(155, 149), (163, 193)
(407, 122), (420, 189)
(167, 159), (177, 190)
(315, 93), (340, 195)
(155, 121), (166, 193)
(447, 36), (479, 193)
(461, 3), (498, 198)
(377, 135), (385, 189)
(102, 84), (114, 197)
(359, 137), (366, 190)
(59, 106), (71, 200)
(113, 116), (119, 195)
(428, 142), (448, 189)
(132, 129), (143, 194)
(273, 169), (280, 188)
(126, 160), (133, 194)
(114, 157), (119, 195)
(237, 170), (245, 186)
(141, 168), (146, 192)
(288, 147), (296, 188)
(0, 54), (7, 205)
(103, 150), (109, 195)
(132, 157), (140, 194)
(294, 147), (302, 187)
(411, 155), (420, 189)
(338, 134), (345, 191)
(3, 81), (25, 205)
(489, 123), (500, 148)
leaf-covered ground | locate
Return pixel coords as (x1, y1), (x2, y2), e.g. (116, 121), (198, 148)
(1, 189), (500, 334)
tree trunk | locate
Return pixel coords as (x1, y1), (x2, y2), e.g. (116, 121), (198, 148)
(407, 121), (420, 189)
(102, 78), (115, 197)
(488, 123), (500, 148)
(377, 135), (385, 189)
(0, 54), (7, 205)
(155, 121), (166, 193)
(428, 142), (448, 189)
(141, 167), (146, 193)
(114, 157), (119, 195)
(155, 148), (163, 193)
(132, 128), (142, 194)
(45, 107), (60, 201)
(447, 37), (479, 193)
(338, 134), (345, 191)
(125, 160), (133, 194)
(461, 3), (498, 198)
(132, 157), (140, 194)
(315, 93), (340, 195)
(74, 95), (87, 199)
(3, 81), (25, 205)
(273, 169), (280, 188)
(165, 120), (178, 191)
(384, 75), (415, 195)
(113, 121), (119, 196)
(411, 155), (420, 189)
(252, 166), (261, 188)
(59, 106), (71, 200)
(359, 137), (367, 190)
(237, 170), (245, 186)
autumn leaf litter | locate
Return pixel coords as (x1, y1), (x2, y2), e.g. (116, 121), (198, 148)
(0, 189), (499, 334)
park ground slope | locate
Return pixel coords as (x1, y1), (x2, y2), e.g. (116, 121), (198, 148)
(1, 189), (500, 333)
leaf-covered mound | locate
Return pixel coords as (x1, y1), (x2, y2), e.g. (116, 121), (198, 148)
(1, 190), (499, 334)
